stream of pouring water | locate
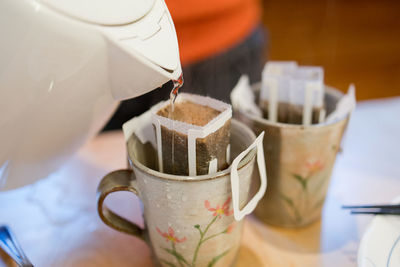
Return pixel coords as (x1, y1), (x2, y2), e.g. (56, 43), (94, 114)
(169, 74), (184, 173)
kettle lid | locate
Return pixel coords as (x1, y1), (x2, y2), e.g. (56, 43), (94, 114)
(41, 0), (155, 25)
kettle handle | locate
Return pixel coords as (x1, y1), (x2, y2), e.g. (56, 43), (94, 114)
(96, 169), (145, 240)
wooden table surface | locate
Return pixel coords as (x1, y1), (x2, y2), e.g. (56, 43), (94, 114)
(1, 97), (399, 267)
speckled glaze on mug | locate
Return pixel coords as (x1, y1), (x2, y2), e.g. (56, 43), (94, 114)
(234, 86), (349, 228)
(97, 120), (257, 267)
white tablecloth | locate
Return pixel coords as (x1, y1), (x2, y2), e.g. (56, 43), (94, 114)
(1, 97), (399, 267)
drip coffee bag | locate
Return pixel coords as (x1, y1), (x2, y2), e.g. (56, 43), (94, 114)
(260, 61), (325, 125)
(152, 93), (232, 176)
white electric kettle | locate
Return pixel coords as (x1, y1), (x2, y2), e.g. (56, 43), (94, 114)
(0, 0), (182, 190)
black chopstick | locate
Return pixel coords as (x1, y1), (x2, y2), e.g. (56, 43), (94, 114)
(342, 204), (400, 215)
(350, 209), (400, 215)
(342, 204), (400, 209)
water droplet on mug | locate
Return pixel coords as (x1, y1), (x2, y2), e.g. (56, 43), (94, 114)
(167, 194), (172, 200)
(156, 203), (160, 208)
(168, 222), (172, 227)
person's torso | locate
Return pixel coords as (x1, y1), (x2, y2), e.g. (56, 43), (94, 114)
(166, 0), (262, 65)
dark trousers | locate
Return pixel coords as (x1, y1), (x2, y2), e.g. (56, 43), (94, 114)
(103, 26), (266, 131)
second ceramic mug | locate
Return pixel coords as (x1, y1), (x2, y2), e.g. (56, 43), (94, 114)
(97, 119), (264, 267)
(235, 86), (350, 228)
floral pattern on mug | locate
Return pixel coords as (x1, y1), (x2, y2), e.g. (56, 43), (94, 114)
(205, 197), (234, 218)
(281, 159), (328, 224)
(157, 227), (187, 244)
(157, 197), (235, 267)
(306, 160), (324, 176)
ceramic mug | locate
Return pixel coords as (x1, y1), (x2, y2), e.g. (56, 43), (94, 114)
(235, 86), (350, 228)
(97, 119), (265, 267)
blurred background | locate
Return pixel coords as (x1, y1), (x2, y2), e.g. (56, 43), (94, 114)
(261, 0), (400, 100)
(104, 0), (400, 130)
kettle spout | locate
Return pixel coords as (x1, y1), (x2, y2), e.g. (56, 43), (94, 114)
(103, 0), (182, 100)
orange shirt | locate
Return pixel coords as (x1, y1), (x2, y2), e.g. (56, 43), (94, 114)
(166, 0), (262, 66)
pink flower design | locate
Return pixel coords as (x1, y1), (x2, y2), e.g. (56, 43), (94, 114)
(225, 223), (235, 234)
(156, 227), (186, 244)
(205, 197), (233, 217)
(306, 160), (324, 175)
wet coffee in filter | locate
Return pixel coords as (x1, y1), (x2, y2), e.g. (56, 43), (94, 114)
(152, 93), (232, 176)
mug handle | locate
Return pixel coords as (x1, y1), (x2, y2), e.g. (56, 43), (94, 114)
(96, 169), (144, 240)
(230, 131), (267, 221)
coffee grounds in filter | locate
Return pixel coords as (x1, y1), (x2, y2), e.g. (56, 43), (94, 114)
(157, 101), (220, 126)
(152, 94), (232, 176)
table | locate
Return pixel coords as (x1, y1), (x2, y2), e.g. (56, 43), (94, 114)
(1, 97), (399, 267)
